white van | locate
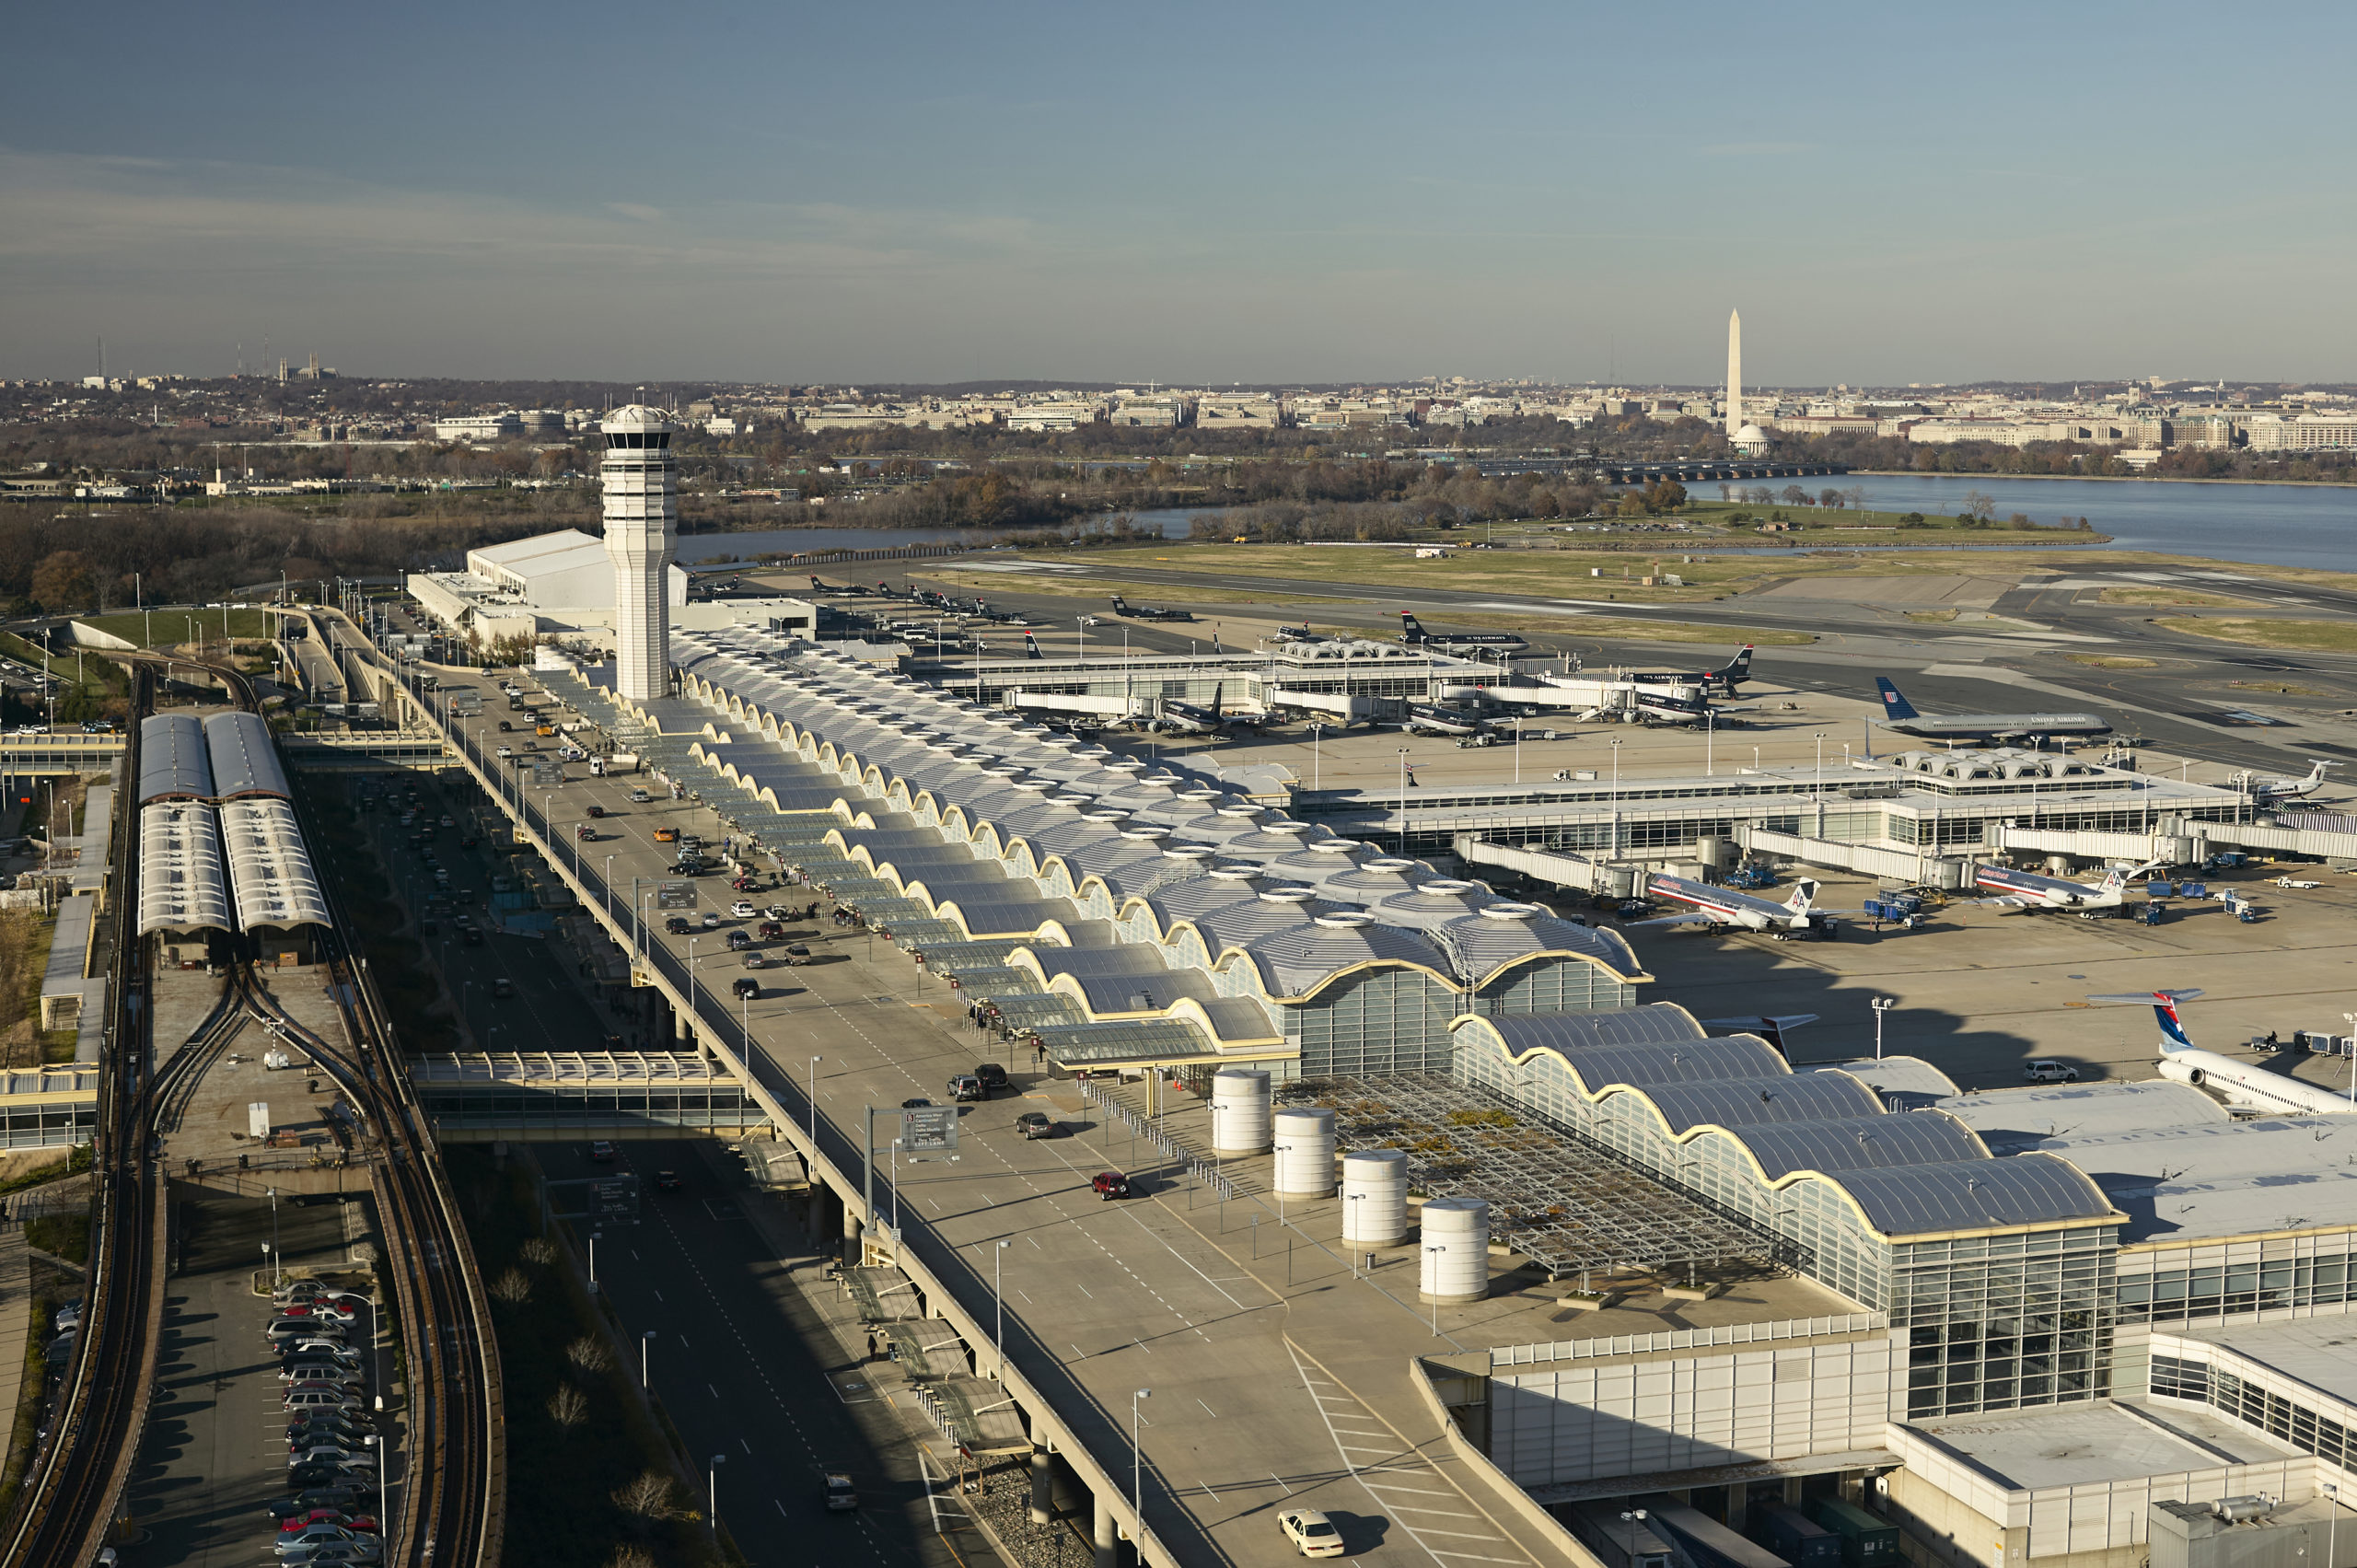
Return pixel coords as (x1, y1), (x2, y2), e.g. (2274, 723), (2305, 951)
(2023, 1061), (2081, 1084)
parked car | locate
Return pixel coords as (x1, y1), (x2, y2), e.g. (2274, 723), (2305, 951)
(947, 1074), (984, 1102)
(1015, 1112), (1057, 1140)
(1279, 1508), (1346, 1558)
(1091, 1171), (1132, 1200)
(284, 1389), (365, 1412)
(269, 1491), (366, 1523)
(974, 1063), (1008, 1094)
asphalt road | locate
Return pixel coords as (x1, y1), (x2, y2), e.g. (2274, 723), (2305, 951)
(537, 1138), (975, 1568)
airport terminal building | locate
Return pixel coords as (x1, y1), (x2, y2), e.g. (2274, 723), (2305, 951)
(536, 625), (2357, 1568)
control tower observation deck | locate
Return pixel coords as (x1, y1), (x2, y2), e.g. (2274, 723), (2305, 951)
(599, 404), (678, 702)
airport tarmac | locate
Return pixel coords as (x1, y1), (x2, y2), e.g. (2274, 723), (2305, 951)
(763, 550), (2357, 776)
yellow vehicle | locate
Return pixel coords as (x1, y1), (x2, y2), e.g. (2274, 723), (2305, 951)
(653, 827), (679, 842)
(535, 722), (556, 737)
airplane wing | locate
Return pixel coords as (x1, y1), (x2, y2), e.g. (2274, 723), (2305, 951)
(1965, 896), (2037, 911)
(2086, 989), (2205, 1004)
(1625, 912), (1715, 929)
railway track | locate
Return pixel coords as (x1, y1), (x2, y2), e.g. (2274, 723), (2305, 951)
(0, 648), (502, 1568)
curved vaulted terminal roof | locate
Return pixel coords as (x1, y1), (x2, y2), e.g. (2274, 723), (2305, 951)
(137, 803), (232, 935)
(219, 799), (331, 932)
(138, 714), (214, 805)
(647, 628), (1649, 1038)
(203, 711), (291, 800)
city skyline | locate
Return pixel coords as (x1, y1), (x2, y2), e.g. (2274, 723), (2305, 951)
(4, 1), (2351, 386)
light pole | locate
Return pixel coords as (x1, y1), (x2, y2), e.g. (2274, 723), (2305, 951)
(642, 1329), (657, 1388)
(588, 1229), (601, 1291)
(890, 1137), (904, 1239)
(2327, 1481), (2340, 1568)
(604, 855), (615, 921)
(1311, 723), (1324, 792)
(993, 1237), (1011, 1375)
(1608, 738), (1623, 859)
(267, 1187), (281, 1287)
(1814, 731), (1827, 800)
(1427, 1245), (1446, 1334)
(1871, 996), (1897, 1061)
(709, 1453), (726, 1535)
(1396, 746), (1411, 854)
(365, 1433), (389, 1544)
(807, 1055), (823, 1147)
(1705, 708), (1715, 777)
(262, 1240), (276, 1289)
(1131, 1388), (1151, 1547)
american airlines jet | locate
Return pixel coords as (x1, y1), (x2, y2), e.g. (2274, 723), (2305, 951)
(1973, 863), (2143, 912)
(1631, 873), (1827, 939)
(2092, 989), (2356, 1116)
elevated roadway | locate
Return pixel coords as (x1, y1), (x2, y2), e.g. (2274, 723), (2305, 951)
(336, 619), (1663, 1568)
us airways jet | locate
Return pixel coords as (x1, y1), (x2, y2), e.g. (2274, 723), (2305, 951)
(1873, 677), (2111, 743)
(1630, 873), (1828, 940)
(1972, 863), (2142, 912)
(2091, 989), (2356, 1116)
(1397, 612), (1527, 655)
(1632, 645), (1755, 695)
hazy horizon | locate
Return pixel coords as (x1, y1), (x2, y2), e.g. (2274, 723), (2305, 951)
(6, 1), (2349, 388)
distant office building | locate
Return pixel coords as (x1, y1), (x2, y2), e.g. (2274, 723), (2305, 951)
(433, 412), (525, 441)
(1195, 394), (1282, 431)
(2244, 414), (2357, 451)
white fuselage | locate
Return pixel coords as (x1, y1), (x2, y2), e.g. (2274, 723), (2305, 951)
(2160, 1050), (2357, 1115)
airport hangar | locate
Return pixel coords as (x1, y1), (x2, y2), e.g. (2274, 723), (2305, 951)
(405, 527), (820, 653)
(517, 621), (2357, 1568)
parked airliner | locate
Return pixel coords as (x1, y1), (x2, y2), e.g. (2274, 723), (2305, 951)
(2091, 989), (2356, 1116)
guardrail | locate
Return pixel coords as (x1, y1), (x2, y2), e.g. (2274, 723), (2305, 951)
(1487, 1310), (1892, 1368)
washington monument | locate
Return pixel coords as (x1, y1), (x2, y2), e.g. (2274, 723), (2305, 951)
(1724, 308), (1742, 438)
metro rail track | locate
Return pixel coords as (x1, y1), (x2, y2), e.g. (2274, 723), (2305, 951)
(0, 650), (502, 1568)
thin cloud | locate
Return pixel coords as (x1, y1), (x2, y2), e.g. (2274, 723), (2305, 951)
(1700, 141), (1817, 157)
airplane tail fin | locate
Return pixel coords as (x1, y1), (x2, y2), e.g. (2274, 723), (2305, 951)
(1726, 645), (1754, 680)
(2086, 988), (2205, 1052)
(1109, 595), (1129, 610)
(809, 575), (824, 591)
(2100, 865), (2128, 891)
(1875, 678), (1920, 722)
(1782, 878), (1820, 914)
(1399, 612), (1426, 642)
(1212, 682), (1223, 716)
(1024, 632), (1041, 660)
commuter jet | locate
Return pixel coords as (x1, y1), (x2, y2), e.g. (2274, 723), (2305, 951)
(2091, 989), (2356, 1116)
(808, 575), (877, 597)
(1632, 645), (1755, 695)
(1402, 703), (1491, 737)
(1972, 863), (2139, 912)
(1397, 612), (1527, 654)
(1110, 594), (1194, 623)
(1873, 678), (2111, 742)
(2239, 760), (2333, 806)
(1022, 632), (1044, 660)
(1154, 684), (1260, 736)
(1631, 873), (1823, 938)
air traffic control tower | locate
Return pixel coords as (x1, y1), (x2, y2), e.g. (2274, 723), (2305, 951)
(599, 404), (678, 701)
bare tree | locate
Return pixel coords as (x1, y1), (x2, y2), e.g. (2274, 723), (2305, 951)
(547, 1383), (590, 1429)
(489, 1267), (532, 1306)
(565, 1335), (614, 1375)
(613, 1469), (683, 1524)
(1961, 489), (1997, 521)
(518, 1237), (557, 1267)
(606, 1549), (657, 1568)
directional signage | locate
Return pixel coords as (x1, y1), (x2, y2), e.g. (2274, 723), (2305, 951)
(588, 1177), (640, 1220)
(531, 761), (565, 788)
(900, 1105), (959, 1155)
(656, 880), (698, 912)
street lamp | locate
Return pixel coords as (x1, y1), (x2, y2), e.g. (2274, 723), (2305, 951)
(587, 1229), (602, 1291)
(1870, 996), (1897, 1061)
(709, 1453), (726, 1534)
(807, 1054), (823, 1147)
(1426, 1245), (1446, 1334)
(1131, 1388), (1152, 1547)
(642, 1329), (657, 1388)
(992, 1237), (1012, 1375)
(1608, 738), (1624, 859)
(2327, 1481), (2340, 1568)
(267, 1187), (281, 1287)
(364, 1433), (389, 1545)
(1396, 746), (1411, 854)
(890, 1137), (904, 1239)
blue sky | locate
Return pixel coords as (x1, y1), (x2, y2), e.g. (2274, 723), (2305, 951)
(3, 1), (2347, 385)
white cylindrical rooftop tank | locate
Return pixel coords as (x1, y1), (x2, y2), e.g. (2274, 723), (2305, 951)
(1341, 1149), (1409, 1246)
(1210, 1071), (1271, 1156)
(1419, 1198), (1491, 1304)
(1271, 1108), (1336, 1197)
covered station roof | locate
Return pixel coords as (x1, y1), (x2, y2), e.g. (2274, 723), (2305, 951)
(137, 714), (214, 805)
(136, 803), (232, 936)
(219, 799), (331, 931)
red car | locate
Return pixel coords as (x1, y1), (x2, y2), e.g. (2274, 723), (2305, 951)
(1091, 1171), (1132, 1201)
(280, 1510), (379, 1534)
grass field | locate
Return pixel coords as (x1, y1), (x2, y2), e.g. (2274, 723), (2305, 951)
(2155, 617), (2357, 653)
(2096, 586), (2259, 608)
(2066, 653), (2161, 668)
(919, 570), (1336, 607)
(77, 608), (278, 646)
(1362, 610), (1814, 645)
